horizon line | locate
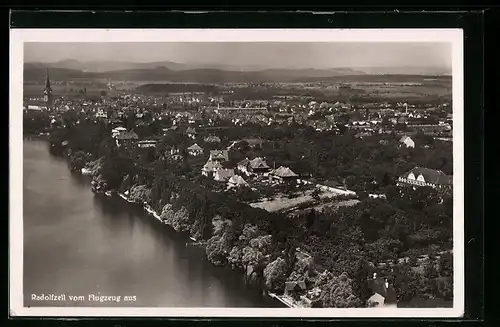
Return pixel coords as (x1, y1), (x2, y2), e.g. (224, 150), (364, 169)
(24, 59), (452, 71)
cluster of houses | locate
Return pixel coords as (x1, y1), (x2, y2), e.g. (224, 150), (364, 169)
(281, 273), (397, 308)
(185, 141), (304, 191)
(110, 123), (452, 194)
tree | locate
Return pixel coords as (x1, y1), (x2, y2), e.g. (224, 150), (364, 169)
(167, 206), (191, 232)
(320, 272), (363, 308)
(313, 271), (363, 308)
(263, 257), (288, 292)
(128, 184), (152, 204)
(160, 204), (175, 222)
(283, 242), (297, 275)
(287, 256), (314, 283)
(393, 264), (421, 303)
(242, 246), (264, 280)
(239, 224), (260, 244)
(311, 189), (321, 201)
(305, 210), (316, 229)
(98, 137), (117, 158)
(206, 216), (233, 266)
(70, 150), (88, 172)
(206, 232), (232, 266)
(228, 246), (243, 269)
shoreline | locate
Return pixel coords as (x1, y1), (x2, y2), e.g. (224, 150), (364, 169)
(268, 293), (299, 308)
(107, 190), (294, 307)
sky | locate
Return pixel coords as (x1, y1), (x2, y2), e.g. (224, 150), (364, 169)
(24, 42), (452, 69)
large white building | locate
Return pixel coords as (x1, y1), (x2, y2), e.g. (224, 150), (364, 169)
(397, 166), (452, 189)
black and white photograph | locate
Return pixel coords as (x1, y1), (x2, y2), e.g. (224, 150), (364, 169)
(10, 29), (464, 318)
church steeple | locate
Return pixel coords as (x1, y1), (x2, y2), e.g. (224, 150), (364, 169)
(43, 68), (52, 109)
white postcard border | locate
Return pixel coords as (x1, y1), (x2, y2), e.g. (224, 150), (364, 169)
(10, 28), (464, 318)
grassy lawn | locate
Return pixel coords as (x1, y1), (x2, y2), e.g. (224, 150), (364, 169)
(311, 199), (361, 211)
(249, 189), (346, 212)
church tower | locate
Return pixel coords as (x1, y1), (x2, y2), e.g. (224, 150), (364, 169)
(43, 68), (53, 109)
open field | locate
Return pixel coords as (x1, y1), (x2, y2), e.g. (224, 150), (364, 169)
(311, 199), (361, 211)
(249, 189), (352, 212)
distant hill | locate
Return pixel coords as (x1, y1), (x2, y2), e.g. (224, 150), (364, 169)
(351, 66), (452, 76)
(24, 66), (367, 83)
(24, 59), (451, 75)
(25, 59), (368, 74)
(25, 60), (189, 72)
(23, 61), (451, 84)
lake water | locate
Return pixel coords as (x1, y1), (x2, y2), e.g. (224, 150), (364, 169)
(23, 139), (282, 308)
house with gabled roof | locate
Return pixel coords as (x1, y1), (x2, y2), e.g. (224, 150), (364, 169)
(238, 157), (270, 176)
(227, 175), (249, 188)
(367, 274), (398, 308)
(115, 130), (138, 147)
(237, 158), (251, 174)
(249, 157), (270, 173)
(270, 166), (299, 181)
(214, 168), (235, 182)
(284, 281), (307, 298)
(399, 135), (415, 148)
(112, 126), (127, 139)
(209, 149), (230, 162)
(187, 143), (204, 156)
(185, 126), (197, 139)
(202, 159), (223, 177)
(397, 166), (452, 189)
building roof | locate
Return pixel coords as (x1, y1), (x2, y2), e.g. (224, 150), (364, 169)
(285, 281), (307, 292)
(368, 293), (385, 307)
(214, 169), (235, 181)
(187, 143), (203, 151)
(367, 278), (398, 305)
(399, 135), (413, 142)
(204, 135), (221, 143)
(228, 175), (248, 186)
(237, 158), (250, 167)
(272, 166), (298, 178)
(249, 157), (270, 169)
(209, 149), (229, 162)
(116, 130), (138, 140)
(186, 127), (197, 134)
(402, 166), (452, 185)
(202, 160), (223, 172)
